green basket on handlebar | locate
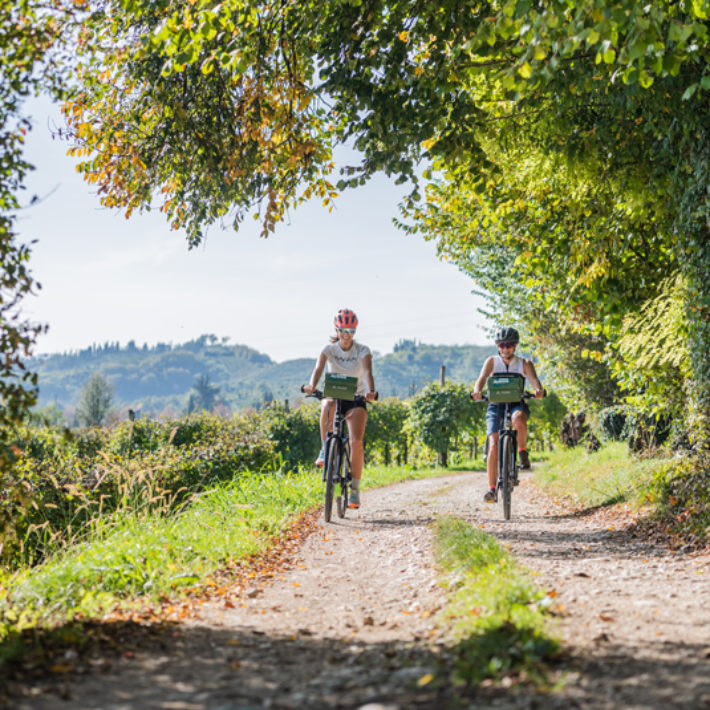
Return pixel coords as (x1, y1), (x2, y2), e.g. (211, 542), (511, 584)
(487, 374), (524, 403)
(323, 373), (358, 401)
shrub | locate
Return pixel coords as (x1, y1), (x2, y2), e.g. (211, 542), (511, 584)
(2, 413), (276, 567)
(258, 401), (321, 472)
(598, 406), (627, 442)
(364, 397), (409, 465)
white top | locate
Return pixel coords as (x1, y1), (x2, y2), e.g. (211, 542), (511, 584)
(492, 355), (525, 377)
(321, 341), (371, 395)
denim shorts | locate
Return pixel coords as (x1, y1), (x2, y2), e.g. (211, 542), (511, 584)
(486, 402), (530, 436)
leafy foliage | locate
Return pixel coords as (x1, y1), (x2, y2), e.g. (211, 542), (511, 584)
(2, 413), (276, 566)
(364, 397), (409, 466)
(0, 0), (65, 561)
(62, 0), (710, 449)
(409, 383), (481, 467)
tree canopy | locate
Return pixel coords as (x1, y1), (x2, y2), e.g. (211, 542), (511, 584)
(60, 0), (710, 441)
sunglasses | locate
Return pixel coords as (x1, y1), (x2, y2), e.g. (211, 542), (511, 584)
(338, 328), (356, 334)
(498, 342), (515, 349)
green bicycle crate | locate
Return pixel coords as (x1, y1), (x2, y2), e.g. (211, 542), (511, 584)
(487, 374), (524, 403)
(323, 373), (358, 401)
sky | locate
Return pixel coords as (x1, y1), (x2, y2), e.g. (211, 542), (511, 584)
(15, 96), (492, 363)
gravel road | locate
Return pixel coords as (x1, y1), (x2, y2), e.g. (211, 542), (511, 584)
(14, 469), (710, 710)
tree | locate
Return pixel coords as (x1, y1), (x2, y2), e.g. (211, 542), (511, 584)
(187, 374), (220, 413)
(67, 0), (710, 443)
(76, 372), (114, 427)
(409, 382), (477, 467)
(0, 1), (59, 438)
(0, 0), (64, 559)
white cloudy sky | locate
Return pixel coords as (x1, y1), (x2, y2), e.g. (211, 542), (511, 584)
(15, 96), (492, 363)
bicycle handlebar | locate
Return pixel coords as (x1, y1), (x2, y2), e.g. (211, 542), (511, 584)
(300, 385), (379, 402)
(469, 389), (547, 402)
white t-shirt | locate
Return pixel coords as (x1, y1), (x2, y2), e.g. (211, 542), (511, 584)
(321, 341), (371, 395)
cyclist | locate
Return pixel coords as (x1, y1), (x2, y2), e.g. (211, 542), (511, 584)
(303, 308), (376, 509)
(471, 327), (544, 502)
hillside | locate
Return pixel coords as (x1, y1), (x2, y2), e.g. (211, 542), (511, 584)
(29, 335), (493, 416)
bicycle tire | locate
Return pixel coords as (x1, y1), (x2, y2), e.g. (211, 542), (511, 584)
(500, 434), (513, 520)
(337, 442), (352, 518)
(324, 439), (340, 523)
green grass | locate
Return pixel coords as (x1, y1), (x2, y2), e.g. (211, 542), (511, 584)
(1, 471), (322, 622)
(0, 463), (456, 644)
(433, 517), (559, 685)
(533, 442), (667, 509)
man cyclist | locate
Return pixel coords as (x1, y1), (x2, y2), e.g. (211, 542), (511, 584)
(471, 327), (544, 502)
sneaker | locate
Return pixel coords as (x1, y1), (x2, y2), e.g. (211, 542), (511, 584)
(483, 489), (496, 503)
(519, 449), (531, 470)
(348, 488), (361, 509)
(315, 445), (325, 468)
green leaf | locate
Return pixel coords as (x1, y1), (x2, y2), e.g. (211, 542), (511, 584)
(682, 82), (698, 99)
(638, 70), (654, 88)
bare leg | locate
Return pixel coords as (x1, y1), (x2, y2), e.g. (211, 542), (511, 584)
(320, 399), (334, 443)
(512, 411), (528, 451)
(487, 432), (499, 488)
(345, 406), (368, 480)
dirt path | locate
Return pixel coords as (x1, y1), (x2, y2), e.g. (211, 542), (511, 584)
(14, 470), (710, 710)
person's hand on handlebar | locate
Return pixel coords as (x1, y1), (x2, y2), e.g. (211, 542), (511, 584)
(471, 389), (483, 401)
(534, 387), (546, 399)
(302, 384), (318, 395)
(365, 391), (377, 403)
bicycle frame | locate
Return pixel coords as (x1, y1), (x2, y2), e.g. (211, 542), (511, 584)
(323, 398), (352, 485)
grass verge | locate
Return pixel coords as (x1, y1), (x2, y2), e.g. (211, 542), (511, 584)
(433, 516), (560, 686)
(533, 442), (667, 509)
(0, 463), (459, 664)
(534, 443), (709, 548)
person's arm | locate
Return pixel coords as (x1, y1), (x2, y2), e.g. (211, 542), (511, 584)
(472, 357), (494, 400)
(303, 353), (327, 394)
(523, 359), (545, 398)
(362, 353), (376, 402)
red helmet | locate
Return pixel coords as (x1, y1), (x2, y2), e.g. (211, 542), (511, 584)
(334, 308), (358, 329)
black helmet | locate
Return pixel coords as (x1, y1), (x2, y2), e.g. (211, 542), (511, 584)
(494, 327), (519, 345)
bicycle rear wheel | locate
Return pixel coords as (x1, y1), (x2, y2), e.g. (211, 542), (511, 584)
(324, 439), (340, 523)
(499, 434), (514, 520)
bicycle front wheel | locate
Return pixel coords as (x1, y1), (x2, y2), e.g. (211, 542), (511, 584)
(336, 442), (352, 518)
(324, 440), (341, 523)
(499, 434), (514, 521)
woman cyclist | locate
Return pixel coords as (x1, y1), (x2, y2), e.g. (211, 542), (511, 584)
(303, 308), (376, 509)
(471, 326), (544, 502)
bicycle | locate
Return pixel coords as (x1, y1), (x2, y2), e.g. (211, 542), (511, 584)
(301, 386), (377, 522)
(472, 390), (539, 520)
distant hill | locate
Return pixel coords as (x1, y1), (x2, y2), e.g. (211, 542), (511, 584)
(29, 335), (493, 416)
